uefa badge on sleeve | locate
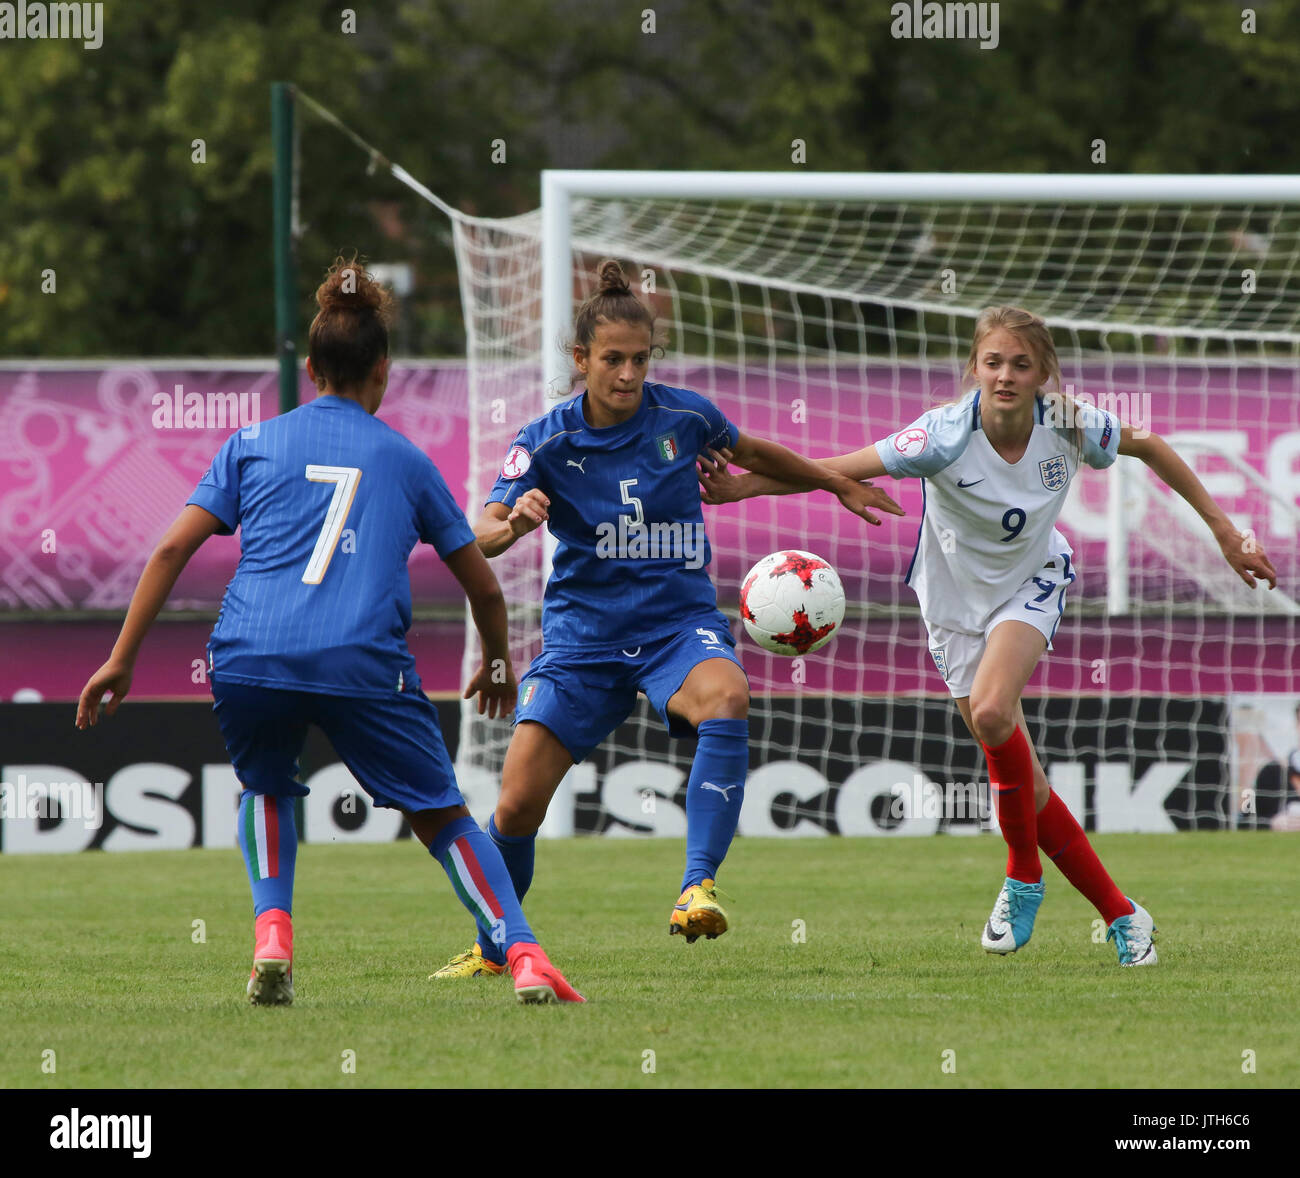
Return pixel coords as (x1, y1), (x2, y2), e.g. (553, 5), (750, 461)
(502, 445), (531, 479)
(894, 427), (928, 459)
(1039, 454), (1068, 492)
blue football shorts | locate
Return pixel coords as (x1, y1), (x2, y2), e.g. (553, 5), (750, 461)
(514, 615), (748, 762)
(210, 678), (463, 812)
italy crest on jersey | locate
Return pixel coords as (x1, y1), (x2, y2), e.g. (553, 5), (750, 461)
(656, 432), (679, 462)
(1039, 454), (1068, 492)
(520, 681), (539, 707)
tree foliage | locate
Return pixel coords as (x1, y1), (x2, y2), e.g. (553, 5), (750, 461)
(2, 0), (1297, 356)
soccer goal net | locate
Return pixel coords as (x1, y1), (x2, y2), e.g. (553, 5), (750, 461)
(450, 172), (1300, 835)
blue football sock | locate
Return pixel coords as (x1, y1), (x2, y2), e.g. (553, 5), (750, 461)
(682, 717), (749, 891)
(430, 816), (535, 959)
(237, 790), (297, 916)
(475, 814), (536, 964)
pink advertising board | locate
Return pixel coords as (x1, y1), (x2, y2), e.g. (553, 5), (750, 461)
(3, 360), (1296, 700)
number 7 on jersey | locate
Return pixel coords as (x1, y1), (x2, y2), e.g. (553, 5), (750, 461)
(302, 465), (362, 585)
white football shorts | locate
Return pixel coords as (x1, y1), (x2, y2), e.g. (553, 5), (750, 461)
(922, 553), (1075, 699)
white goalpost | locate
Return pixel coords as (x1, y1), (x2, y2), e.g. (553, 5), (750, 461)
(449, 171), (1300, 836)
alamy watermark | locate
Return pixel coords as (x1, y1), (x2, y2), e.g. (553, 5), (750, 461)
(595, 518), (707, 570)
(151, 385), (262, 437)
(0, 775), (104, 829)
(1042, 385), (1151, 438)
(50, 1110), (150, 1158)
(890, 2), (999, 50)
(890, 774), (991, 822)
(0, 2), (103, 49)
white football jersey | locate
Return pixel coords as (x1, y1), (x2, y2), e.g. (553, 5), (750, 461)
(876, 390), (1121, 634)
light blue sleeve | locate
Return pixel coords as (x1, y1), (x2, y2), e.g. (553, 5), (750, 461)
(1077, 401), (1122, 470)
(874, 395), (977, 479)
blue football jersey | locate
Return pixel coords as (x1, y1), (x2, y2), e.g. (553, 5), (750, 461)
(187, 394), (474, 697)
(487, 382), (738, 649)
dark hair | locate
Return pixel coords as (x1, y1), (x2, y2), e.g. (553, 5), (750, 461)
(308, 254), (396, 392)
(566, 259), (664, 390)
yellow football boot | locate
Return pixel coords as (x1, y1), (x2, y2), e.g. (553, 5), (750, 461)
(428, 943), (507, 979)
(669, 878), (728, 943)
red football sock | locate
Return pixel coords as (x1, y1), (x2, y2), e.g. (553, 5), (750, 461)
(1036, 790), (1131, 926)
(983, 727), (1042, 883)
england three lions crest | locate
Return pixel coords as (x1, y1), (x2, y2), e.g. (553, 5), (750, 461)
(1039, 455), (1068, 492)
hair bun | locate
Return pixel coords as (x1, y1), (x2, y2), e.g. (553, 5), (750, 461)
(596, 258), (631, 296)
(315, 253), (394, 320)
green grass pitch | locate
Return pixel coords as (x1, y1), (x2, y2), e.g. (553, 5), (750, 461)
(3, 834), (1296, 1089)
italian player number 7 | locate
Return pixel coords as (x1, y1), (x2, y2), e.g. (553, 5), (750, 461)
(76, 257), (583, 1005)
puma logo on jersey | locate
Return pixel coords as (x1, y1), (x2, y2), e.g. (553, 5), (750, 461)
(701, 782), (737, 802)
(566, 458), (587, 474)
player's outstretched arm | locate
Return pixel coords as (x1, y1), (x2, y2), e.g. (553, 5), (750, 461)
(699, 436), (900, 524)
(444, 540), (517, 720)
(732, 433), (903, 525)
(1119, 426), (1277, 590)
(76, 505), (223, 728)
(474, 491), (550, 558)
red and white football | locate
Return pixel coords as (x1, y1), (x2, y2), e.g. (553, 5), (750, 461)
(739, 550), (846, 656)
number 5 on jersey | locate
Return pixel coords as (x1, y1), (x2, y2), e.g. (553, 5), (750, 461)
(620, 478), (644, 525)
(302, 465), (362, 585)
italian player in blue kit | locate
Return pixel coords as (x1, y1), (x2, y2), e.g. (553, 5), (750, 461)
(77, 257), (582, 1005)
(432, 259), (904, 978)
(701, 306), (1278, 966)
